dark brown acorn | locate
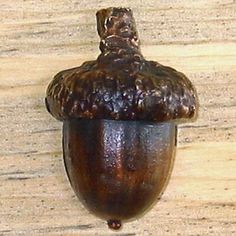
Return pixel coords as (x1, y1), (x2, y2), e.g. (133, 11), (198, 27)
(45, 7), (198, 230)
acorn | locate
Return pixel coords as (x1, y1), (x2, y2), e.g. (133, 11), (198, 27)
(45, 7), (198, 230)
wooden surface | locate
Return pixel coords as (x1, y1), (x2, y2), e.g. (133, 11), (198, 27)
(0, 0), (235, 235)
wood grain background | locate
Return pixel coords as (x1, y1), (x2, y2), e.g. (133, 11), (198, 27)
(0, 0), (235, 235)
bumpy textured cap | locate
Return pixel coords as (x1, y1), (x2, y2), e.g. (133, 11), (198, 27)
(46, 7), (198, 122)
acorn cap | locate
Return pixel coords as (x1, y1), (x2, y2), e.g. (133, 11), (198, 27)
(46, 7), (198, 123)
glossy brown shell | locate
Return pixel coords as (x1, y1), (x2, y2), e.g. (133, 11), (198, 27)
(63, 119), (176, 223)
(45, 7), (198, 123)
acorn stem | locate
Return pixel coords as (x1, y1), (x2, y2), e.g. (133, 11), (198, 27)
(96, 7), (141, 54)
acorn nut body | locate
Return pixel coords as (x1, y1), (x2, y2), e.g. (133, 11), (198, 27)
(63, 119), (176, 229)
(45, 7), (198, 230)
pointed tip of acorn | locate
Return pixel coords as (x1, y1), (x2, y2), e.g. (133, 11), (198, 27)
(107, 219), (122, 230)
